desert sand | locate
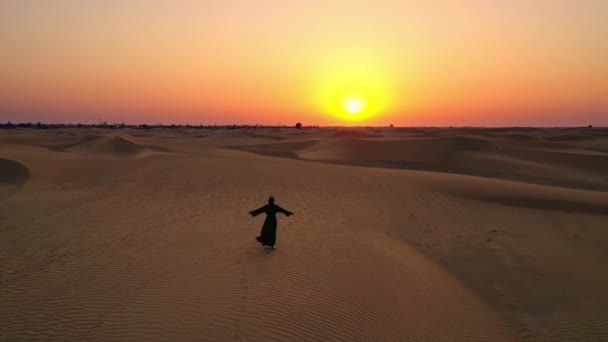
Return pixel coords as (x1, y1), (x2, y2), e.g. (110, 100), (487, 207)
(1, 126), (607, 341)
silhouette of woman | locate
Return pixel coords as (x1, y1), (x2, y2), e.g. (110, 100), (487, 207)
(249, 197), (293, 248)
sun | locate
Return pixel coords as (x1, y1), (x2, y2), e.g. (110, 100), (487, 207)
(313, 54), (396, 123)
(343, 96), (365, 115)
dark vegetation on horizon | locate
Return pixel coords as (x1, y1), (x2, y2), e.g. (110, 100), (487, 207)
(0, 121), (599, 130)
(0, 121), (317, 130)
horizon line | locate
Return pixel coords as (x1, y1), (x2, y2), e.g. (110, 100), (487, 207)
(0, 122), (603, 129)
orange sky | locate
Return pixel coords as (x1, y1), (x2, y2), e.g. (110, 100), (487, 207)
(1, 0), (607, 126)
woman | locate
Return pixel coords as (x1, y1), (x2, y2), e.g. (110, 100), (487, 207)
(249, 197), (293, 248)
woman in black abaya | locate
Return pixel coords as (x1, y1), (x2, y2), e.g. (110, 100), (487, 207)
(249, 197), (293, 248)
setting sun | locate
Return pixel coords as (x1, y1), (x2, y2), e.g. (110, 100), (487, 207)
(343, 96), (365, 115)
(312, 53), (396, 123)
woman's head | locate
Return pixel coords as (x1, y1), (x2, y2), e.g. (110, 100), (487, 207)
(268, 196), (275, 204)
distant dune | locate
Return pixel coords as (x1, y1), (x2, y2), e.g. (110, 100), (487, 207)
(76, 136), (171, 156)
(1, 126), (607, 341)
(47, 134), (104, 152)
(328, 130), (384, 138)
(542, 134), (596, 142)
(46, 134), (172, 156)
(232, 131), (608, 191)
(502, 134), (539, 141)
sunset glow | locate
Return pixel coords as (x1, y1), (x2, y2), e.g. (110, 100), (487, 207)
(0, 1), (606, 126)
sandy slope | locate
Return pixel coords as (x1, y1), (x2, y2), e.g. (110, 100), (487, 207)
(0, 157), (30, 200)
(1, 127), (607, 341)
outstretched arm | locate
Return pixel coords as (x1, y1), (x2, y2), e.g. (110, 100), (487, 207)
(276, 205), (293, 217)
(249, 206), (267, 217)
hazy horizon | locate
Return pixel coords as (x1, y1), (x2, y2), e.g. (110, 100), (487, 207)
(2, 121), (606, 129)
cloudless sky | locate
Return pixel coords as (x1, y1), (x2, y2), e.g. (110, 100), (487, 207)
(1, 0), (606, 126)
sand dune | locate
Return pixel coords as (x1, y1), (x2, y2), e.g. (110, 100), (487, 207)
(502, 134), (539, 141)
(233, 136), (494, 159)
(219, 129), (287, 141)
(542, 134), (596, 142)
(191, 129), (216, 139)
(54, 130), (78, 136)
(1, 127), (607, 341)
(45, 134), (172, 156)
(0, 158), (30, 200)
(47, 134), (104, 152)
(329, 130), (384, 138)
(0, 158), (30, 185)
(233, 134), (608, 191)
(75, 136), (171, 156)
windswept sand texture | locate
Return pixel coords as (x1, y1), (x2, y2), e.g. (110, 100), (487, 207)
(1, 127), (607, 341)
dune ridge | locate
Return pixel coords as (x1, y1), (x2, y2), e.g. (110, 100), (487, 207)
(231, 135), (608, 191)
(47, 135), (172, 156)
(47, 134), (104, 152)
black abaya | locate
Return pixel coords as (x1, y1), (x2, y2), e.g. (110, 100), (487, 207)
(250, 204), (292, 246)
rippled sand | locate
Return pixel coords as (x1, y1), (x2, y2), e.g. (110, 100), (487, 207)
(1, 127), (607, 341)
